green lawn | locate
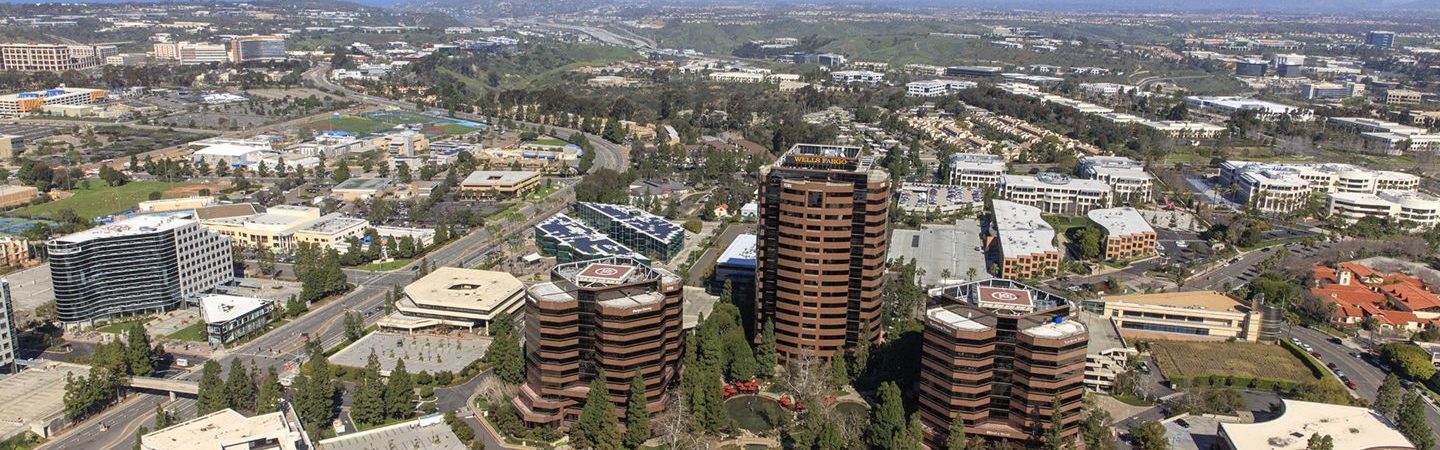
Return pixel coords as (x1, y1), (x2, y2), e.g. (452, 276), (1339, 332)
(95, 317), (154, 334)
(10, 181), (184, 220)
(166, 322), (208, 342)
(358, 258), (413, 272)
(530, 136), (569, 147)
(303, 116), (395, 135)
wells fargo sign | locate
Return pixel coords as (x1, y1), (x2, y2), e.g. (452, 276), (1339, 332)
(791, 155), (851, 165)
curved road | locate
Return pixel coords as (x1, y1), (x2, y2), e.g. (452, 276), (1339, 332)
(301, 64), (629, 173)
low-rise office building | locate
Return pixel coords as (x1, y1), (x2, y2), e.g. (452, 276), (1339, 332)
(1383, 89), (1423, 105)
(990, 200), (1059, 280)
(948, 153), (1006, 187)
(202, 205), (370, 253)
(1299, 82), (1364, 100)
(1099, 291), (1266, 342)
(999, 173), (1113, 216)
(1219, 161), (1422, 213)
(534, 213), (639, 264)
(378, 267), (525, 333)
(1327, 191), (1440, 230)
(1086, 207), (1157, 261)
(513, 257), (684, 427)
(459, 170), (541, 198)
(1078, 156), (1153, 204)
(0, 87), (106, 118)
(0, 236), (31, 268)
(1185, 96), (1311, 121)
(1139, 120), (1227, 138)
(330, 178), (392, 202)
(830, 70), (884, 84)
(919, 279), (1086, 448)
(906, 79), (977, 97)
(574, 202), (685, 262)
(1219, 400), (1413, 450)
(292, 216), (369, 250)
(0, 44), (111, 72)
(140, 404), (309, 450)
(199, 294), (274, 345)
(49, 213), (233, 325)
(137, 196), (216, 213)
(228, 35), (286, 63)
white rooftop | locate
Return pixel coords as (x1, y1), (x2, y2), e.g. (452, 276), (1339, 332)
(992, 200), (1057, 259)
(926, 306), (990, 332)
(405, 267), (525, 312)
(199, 294), (271, 324)
(142, 409), (304, 450)
(53, 212), (194, 243)
(461, 170), (541, 186)
(1022, 317), (1086, 339)
(193, 143), (271, 157)
(1219, 400), (1413, 450)
(1087, 207), (1155, 237)
(1002, 174), (1112, 192)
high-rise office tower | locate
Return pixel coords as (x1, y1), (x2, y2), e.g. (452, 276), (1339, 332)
(1366, 31), (1396, 48)
(917, 279), (1087, 449)
(1, 278), (16, 373)
(513, 256), (684, 427)
(48, 213), (233, 326)
(229, 35), (287, 63)
(757, 143), (890, 361)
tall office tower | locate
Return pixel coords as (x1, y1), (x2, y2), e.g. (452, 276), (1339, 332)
(1366, 31), (1396, 48)
(229, 35), (287, 63)
(48, 213), (234, 326)
(1, 278), (16, 373)
(757, 144), (890, 361)
(918, 279), (1087, 449)
(513, 256), (684, 427)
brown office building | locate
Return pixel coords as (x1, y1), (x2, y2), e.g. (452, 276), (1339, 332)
(757, 144), (889, 361)
(918, 279), (1087, 449)
(512, 256), (684, 428)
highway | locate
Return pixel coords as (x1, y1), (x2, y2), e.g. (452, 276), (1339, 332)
(39, 182), (576, 449)
(301, 64), (629, 173)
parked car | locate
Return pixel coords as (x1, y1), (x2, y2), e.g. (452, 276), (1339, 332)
(1346, 380), (1358, 390)
(1327, 362), (1338, 370)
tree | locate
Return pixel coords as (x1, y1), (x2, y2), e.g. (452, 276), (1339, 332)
(1045, 394), (1066, 450)
(623, 374), (652, 449)
(124, 324), (155, 377)
(1376, 374), (1404, 421)
(1399, 392), (1434, 450)
(1082, 405), (1117, 450)
(1307, 433), (1335, 450)
(196, 361), (227, 415)
(295, 341), (338, 432)
(853, 325), (871, 380)
(385, 359), (414, 419)
(946, 414), (967, 450)
(224, 359), (256, 413)
(1382, 343), (1437, 381)
(827, 350), (850, 390)
(331, 159), (351, 184)
(352, 350), (387, 426)
(343, 312), (364, 343)
(574, 372), (622, 450)
(1133, 420), (1169, 450)
(757, 318), (777, 379)
(256, 367), (282, 414)
(870, 382), (907, 450)
(484, 314), (525, 384)
(153, 402), (171, 429)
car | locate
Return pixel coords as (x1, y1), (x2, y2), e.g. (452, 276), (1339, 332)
(1346, 380), (1358, 390)
(1335, 371), (1346, 379)
(1137, 361), (1151, 373)
(1290, 337), (1302, 344)
(1329, 337), (1343, 345)
(1327, 362), (1338, 370)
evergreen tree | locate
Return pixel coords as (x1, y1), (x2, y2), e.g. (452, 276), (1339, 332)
(296, 342), (338, 428)
(853, 324), (871, 381)
(623, 374), (652, 449)
(827, 350), (850, 390)
(870, 382), (907, 450)
(903, 413), (925, 450)
(125, 324), (155, 377)
(224, 358), (256, 413)
(153, 402), (170, 429)
(698, 362), (725, 434)
(352, 350), (387, 426)
(332, 159), (351, 184)
(484, 314), (525, 384)
(196, 361), (227, 415)
(385, 359), (414, 419)
(1046, 394), (1066, 450)
(1376, 374), (1404, 420)
(1307, 433), (1335, 450)
(574, 372), (622, 450)
(724, 328), (758, 381)
(1399, 391), (1434, 450)
(256, 367), (281, 414)
(947, 414), (967, 450)
(756, 318), (777, 379)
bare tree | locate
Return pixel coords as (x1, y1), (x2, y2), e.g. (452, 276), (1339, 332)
(653, 389), (707, 450)
(779, 351), (829, 405)
(475, 377), (517, 407)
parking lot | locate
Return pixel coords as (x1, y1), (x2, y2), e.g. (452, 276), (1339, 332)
(329, 332), (490, 375)
(896, 183), (984, 214)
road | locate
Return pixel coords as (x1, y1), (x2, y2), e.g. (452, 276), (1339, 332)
(301, 63), (629, 172)
(1286, 326), (1440, 443)
(519, 20), (654, 49)
(39, 183), (576, 449)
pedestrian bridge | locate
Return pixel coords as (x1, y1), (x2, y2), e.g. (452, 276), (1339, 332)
(125, 376), (199, 396)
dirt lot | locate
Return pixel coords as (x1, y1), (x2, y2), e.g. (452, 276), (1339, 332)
(165, 182), (231, 197)
(1150, 340), (1319, 383)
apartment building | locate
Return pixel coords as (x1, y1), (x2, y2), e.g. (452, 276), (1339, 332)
(379, 267), (525, 333)
(990, 200), (1059, 280)
(1327, 191), (1440, 230)
(998, 173), (1113, 216)
(918, 279), (1087, 448)
(1086, 207), (1157, 261)
(758, 144), (889, 361)
(948, 153), (1006, 187)
(1224, 161), (1422, 211)
(1078, 156), (1153, 204)
(0, 237), (29, 268)
(48, 213), (233, 325)
(1100, 291), (1266, 341)
(0, 43), (112, 72)
(229, 35), (286, 63)
(574, 202), (685, 262)
(0, 87), (106, 118)
(513, 257), (684, 427)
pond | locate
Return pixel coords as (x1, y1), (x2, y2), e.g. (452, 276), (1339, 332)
(725, 395), (788, 433)
(833, 400), (869, 420)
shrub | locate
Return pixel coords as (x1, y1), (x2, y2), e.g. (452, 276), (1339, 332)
(682, 220), (703, 234)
